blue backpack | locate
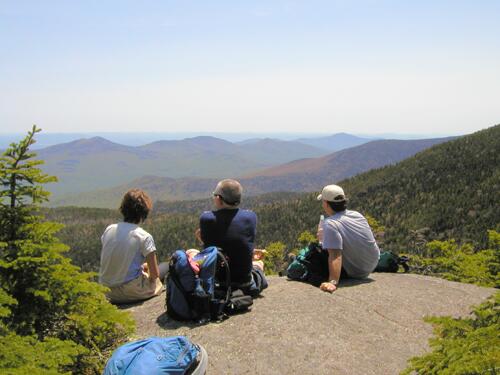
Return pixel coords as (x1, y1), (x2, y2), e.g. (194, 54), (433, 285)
(103, 336), (208, 375)
(166, 246), (231, 323)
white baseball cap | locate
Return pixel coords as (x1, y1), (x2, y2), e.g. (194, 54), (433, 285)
(317, 184), (346, 202)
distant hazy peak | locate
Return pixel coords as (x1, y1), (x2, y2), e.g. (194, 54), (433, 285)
(299, 132), (374, 141)
(182, 136), (234, 146)
(38, 136), (130, 155)
(237, 137), (281, 145)
(141, 135), (235, 149)
(185, 135), (227, 141)
(294, 132), (376, 153)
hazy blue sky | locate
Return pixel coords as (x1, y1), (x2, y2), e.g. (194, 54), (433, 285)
(1, 0), (499, 135)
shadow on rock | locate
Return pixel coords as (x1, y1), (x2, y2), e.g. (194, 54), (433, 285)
(115, 299), (151, 310)
(156, 312), (203, 330)
(114, 290), (167, 310)
(156, 307), (256, 330)
(339, 277), (374, 288)
(284, 277), (375, 289)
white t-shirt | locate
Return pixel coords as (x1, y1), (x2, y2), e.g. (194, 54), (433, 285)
(322, 210), (380, 278)
(99, 222), (157, 287)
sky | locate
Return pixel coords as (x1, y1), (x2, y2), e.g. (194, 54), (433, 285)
(1, 0), (499, 136)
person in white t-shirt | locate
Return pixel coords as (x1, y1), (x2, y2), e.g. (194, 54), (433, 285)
(316, 184), (380, 293)
(99, 189), (167, 303)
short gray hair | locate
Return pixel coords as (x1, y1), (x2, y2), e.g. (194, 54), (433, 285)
(214, 179), (242, 206)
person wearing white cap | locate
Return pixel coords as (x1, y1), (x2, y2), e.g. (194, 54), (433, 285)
(316, 184), (380, 293)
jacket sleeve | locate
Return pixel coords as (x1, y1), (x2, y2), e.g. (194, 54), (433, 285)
(199, 211), (216, 246)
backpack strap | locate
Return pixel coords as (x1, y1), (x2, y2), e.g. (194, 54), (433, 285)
(168, 258), (195, 309)
(209, 250), (232, 321)
(217, 250), (231, 304)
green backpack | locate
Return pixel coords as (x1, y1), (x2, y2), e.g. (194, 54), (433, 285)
(375, 251), (410, 273)
(286, 242), (329, 287)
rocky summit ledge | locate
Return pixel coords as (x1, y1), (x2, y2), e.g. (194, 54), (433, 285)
(122, 274), (495, 375)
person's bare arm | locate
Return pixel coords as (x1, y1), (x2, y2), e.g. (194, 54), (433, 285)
(320, 249), (342, 293)
(195, 228), (203, 245)
(145, 252), (160, 281)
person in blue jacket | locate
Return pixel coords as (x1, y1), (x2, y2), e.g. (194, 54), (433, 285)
(197, 179), (267, 297)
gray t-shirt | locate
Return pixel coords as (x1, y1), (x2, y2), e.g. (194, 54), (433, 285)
(99, 222), (157, 287)
(322, 210), (380, 278)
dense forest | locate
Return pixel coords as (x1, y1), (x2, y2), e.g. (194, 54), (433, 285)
(342, 124), (500, 251)
(48, 125), (499, 274)
(44, 192), (320, 273)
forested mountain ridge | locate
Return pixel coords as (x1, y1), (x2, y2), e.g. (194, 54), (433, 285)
(341, 124), (500, 250)
(48, 125), (499, 273)
(243, 137), (454, 178)
(50, 136), (452, 208)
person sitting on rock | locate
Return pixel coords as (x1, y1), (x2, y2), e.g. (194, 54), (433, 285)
(196, 179), (268, 297)
(99, 189), (168, 303)
(317, 184), (380, 293)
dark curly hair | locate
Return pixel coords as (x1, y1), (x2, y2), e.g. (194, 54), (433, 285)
(120, 189), (153, 224)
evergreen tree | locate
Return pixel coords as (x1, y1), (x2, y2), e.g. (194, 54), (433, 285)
(0, 126), (134, 374)
(410, 230), (500, 288)
(297, 230), (316, 248)
(403, 231), (500, 374)
(403, 292), (500, 375)
(263, 241), (287, 274)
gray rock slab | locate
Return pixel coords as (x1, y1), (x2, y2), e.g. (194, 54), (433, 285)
(122, 273), (496, 375)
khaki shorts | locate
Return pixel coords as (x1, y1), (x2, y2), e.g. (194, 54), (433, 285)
(106, 273), (164, 304)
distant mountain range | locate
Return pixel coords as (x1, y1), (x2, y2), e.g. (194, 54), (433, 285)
(2, 131), (426, 149)
(50, 136), (454, 208)
(238, 133), (375, 152)
(295, 132), (376, 152)
(37, 135), (328, 198)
